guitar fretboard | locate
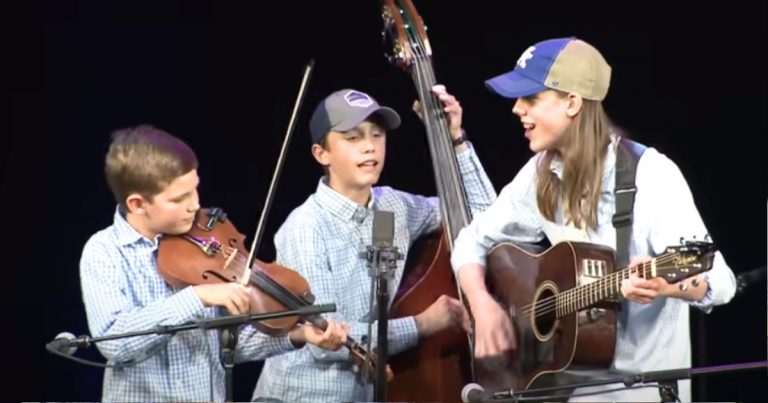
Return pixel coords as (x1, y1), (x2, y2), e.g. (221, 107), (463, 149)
(552, 253), (681, 317)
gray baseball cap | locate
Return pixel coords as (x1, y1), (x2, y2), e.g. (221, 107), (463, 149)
(309, 89), (401, 144)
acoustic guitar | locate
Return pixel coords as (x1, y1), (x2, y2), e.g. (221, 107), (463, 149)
(478, 239), (716, 392)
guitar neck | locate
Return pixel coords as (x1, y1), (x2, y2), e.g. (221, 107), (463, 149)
(556, 253), (666, 317)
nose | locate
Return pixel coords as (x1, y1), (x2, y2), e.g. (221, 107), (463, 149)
(512, 98), (526, 117)
(188, 191), (201, 213)
(361, 134), (376, 153)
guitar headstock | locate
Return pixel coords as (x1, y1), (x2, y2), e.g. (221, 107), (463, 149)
(381, 0), (430, 70)
(657, 237), (717, 283)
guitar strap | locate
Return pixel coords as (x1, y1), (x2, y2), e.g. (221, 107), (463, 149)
(613, 137), (647, 269)
(614, 138), (682, 402)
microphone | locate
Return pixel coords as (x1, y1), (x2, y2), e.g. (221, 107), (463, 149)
(46, 332), (90, 355)
(373, 209), (395, 248)
(735, 266), (766, 296)
(461, 382), (486, 402)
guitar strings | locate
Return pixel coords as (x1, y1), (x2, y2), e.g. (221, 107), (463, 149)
(520, 252), (680, 317)
(518, 252), (696, 319)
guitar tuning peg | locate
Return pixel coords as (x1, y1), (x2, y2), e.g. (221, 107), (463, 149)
(704, 233), (711, 241)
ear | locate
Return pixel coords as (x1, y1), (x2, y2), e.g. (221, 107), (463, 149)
(125, 193), (148, 215)
(565, 93), (584, 117)
(311, 143), (330, 167)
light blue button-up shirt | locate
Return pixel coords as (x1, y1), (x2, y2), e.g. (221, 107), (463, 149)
(451, 137), (737, 401)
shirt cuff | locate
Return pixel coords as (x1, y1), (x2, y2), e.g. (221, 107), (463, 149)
(687, 272), (715, 313)
(390, 316), (419, 354)
(455, 140), (475, 162)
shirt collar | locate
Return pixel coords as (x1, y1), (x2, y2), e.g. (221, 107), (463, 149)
(112, 205), (161, 247)
(314, 177), (376, 223)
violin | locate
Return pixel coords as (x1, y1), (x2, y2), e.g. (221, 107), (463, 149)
(157, 207), (391, 381)
(156, 206), (318, 336)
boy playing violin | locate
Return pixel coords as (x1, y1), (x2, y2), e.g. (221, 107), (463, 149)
(79, 124), (348, 402)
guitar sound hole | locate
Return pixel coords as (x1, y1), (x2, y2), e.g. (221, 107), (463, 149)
(533, 288), (557, 338)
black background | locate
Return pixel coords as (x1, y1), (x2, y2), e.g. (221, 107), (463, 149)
(5, 1), (766, 401)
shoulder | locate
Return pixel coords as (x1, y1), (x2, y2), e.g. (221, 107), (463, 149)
(375, 185), (416, 202)
(79, 224), (125, 279)
(275, 195), (325, 242)
(636, 147), (685, 180)
(81, 224), (120, 259)
(634, 146), (694, 199)
(374, 185), (436, 211)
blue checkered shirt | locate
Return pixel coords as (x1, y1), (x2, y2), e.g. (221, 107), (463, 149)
(253, 144), (497, 402)
(80, 208), (298, 402)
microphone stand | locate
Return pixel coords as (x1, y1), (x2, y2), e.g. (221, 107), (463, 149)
(218, 313), (237, 403)
(46, 304), (337, 401)
(360, 210), (403, 402)
(477, 361), (768, 402)
(47, 304), (336, 350)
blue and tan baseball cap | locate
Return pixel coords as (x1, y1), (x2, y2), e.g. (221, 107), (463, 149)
(485, 37), (611, 101)
(309, 89), (401, 144)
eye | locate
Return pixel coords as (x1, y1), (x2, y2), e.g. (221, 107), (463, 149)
(170, 192), (190, 203)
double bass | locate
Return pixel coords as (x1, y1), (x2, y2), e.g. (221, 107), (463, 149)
(381, 1), (474, 401)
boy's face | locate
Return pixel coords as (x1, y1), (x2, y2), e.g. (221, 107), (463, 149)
(313, 120), (386, 196)
(128, 169), (201, 238)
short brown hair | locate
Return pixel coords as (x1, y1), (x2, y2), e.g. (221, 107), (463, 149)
(105, 125), (198, 209)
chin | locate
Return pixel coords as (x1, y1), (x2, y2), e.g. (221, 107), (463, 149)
(359, 173), (382, 187)
(169, 221), (194, 235)
(529, 139), (551, 153)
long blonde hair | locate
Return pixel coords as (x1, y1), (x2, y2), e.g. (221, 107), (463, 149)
(536, 96), (613, 230)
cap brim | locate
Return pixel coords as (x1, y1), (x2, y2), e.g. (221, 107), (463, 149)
(333, 106), (401, 132)
(485, 70), (548, 99)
